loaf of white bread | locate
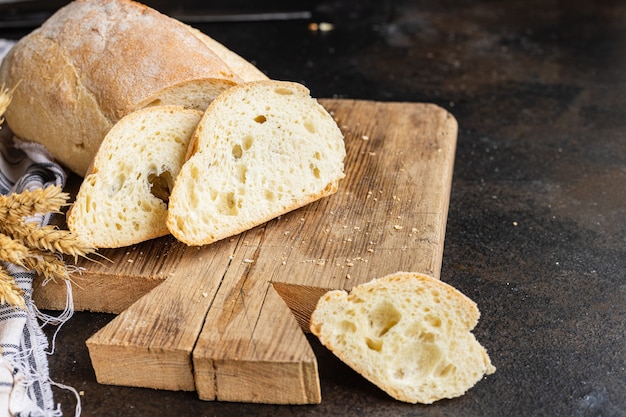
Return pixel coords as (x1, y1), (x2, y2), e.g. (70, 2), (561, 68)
(0, 0), (267, 177)
(310, 272), (496, 404)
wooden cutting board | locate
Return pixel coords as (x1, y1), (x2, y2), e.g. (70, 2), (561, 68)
(33, 99), (457, 404)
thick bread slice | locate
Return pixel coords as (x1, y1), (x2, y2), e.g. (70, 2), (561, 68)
(0, 0), (244, 176)
(310, 272), (496, 404)
(67, 105), (202, 248)
(167, 80), (346, 246)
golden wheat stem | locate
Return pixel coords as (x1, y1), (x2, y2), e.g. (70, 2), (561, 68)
(0, 174), (97, 298)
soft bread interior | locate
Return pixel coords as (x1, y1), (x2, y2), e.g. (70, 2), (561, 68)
(68, 106), (202, 248)
(167, 80), (346, 246)
(310, 272), (495, 404)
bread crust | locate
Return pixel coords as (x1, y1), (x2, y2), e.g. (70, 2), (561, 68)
(0, 0), (243, 176)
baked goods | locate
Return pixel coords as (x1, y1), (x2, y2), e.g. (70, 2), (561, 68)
(166, 80), (346, 246)
(69, 79), (345, 248)
(1, 0), (339, 249)
(0, 0), (265, 176)
(67, 105), (202, 248)
(310, 272), (496, 404)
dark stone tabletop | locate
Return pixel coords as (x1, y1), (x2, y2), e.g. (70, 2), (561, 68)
(1, 0), (624, 416)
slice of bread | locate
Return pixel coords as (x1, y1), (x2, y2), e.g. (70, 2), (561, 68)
(310, 272), (496, 404)
(166, 80), (346, 246)
(67, 105), (202, 248)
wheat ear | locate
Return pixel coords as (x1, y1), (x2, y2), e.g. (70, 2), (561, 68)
(0, 233), (30, 265)
(19, 224), (95, 262)
(0, 185), (69, 224)
(0, 268), (26, 310)
(0, 184), (97, 306)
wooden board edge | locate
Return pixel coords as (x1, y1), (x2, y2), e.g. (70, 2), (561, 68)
(85, 337), (196, 391)
(192, 281), (321, 404)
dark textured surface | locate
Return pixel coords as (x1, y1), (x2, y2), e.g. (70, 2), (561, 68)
(2, 0), (625, 416)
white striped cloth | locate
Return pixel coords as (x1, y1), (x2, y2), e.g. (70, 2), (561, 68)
(1, 39), (76, 417)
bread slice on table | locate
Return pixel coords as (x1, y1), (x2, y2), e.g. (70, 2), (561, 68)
(0, 0), (262, 177)
(167, 80), (346, 246)
(67, 106), (202, 248)
(310, 272), (496, 404)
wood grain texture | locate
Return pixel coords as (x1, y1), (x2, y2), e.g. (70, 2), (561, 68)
(86, 236), (238, 391)
(192, 227), (321, 403)
(35, 100), (457, 404)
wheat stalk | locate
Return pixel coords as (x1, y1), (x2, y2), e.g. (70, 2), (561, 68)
(0, 185), (96, 307)
(8, 223), (95, 262)
(0, 269), (26, 310)
(0, 233), (31, 268)
(22, 252), (71, 283)
(0, 185), (69, 224)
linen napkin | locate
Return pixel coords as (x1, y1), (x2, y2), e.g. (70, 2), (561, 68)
(1, 38), (76, 417)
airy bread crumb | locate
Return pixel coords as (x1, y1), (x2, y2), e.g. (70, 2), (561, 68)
(68, 105), (202, 248)
(167, 80), (346, 246)
(310, 271), (495, 404)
